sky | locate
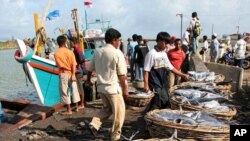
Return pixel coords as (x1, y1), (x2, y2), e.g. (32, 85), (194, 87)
(1, 0), (250, 41)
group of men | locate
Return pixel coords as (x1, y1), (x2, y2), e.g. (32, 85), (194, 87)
(53, 11), (249, 141)
(53, 27), (190, 140)
(127, 34), (149, 82)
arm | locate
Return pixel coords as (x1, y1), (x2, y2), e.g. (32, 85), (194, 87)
(71, 64), (77, 81)
(143, 51), (153, 92)
(171, 68), (189, 79)
(117, 50), (128, 98)
(70, 52), (77, 81)
(144, 71), (149, 92)
(118, 75), (128, 98)
(86, 51), (96, 84)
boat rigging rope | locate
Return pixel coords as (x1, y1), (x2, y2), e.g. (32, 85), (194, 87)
(22, 64), (32, 86)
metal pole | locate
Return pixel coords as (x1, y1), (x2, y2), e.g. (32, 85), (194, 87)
(176, 13), (183, 39)
(212, 24), (214, 35)
(180, 14), (183, 39)
(236, 26), (240, 34)
(85, 9), (88, 29)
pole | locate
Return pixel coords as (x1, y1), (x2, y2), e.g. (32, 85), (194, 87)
(212, 24), (214, 35)
(180, 14), (183, 39)
(85, 9), (88, 30)
(176, 13), (183, 39)
(71, 9), (84, 51)
(236, 26), (240, 34)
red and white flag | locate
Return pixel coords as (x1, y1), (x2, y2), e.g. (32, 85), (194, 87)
(84, 0), (93, 7)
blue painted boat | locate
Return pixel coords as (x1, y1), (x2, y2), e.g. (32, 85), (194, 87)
(15, 39), (60, 106)
(14, 35), (106, 106)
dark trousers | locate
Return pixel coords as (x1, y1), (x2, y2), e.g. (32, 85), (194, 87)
(149, 87), (170, 111)
(129, 59), (135, 81)
(234, 59), (244, 68)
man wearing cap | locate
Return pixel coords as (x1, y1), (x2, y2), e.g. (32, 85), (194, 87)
(210, 33), (220, 63)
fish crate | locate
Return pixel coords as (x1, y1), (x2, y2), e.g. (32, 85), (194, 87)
(144, 109), (230, 141)
(169, 85), (236, 120)
(125, 91), (154, 107)
(173, 81), (232, 96)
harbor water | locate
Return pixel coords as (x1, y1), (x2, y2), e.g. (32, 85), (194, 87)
(0, 49), (40, 104)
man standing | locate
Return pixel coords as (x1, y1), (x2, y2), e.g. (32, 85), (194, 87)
(234, 34), (247, 67)
(87, 28), (128, 141)
(167, 38), (186, 88)
(144, 32), (188, 110)
(69, 37), (86, 109)
(134, 35), (149, 81)
(127, 34), (138, 82)
(210, 33), (220, 63)
(189, 12), (201, 55)
(54, 35), (80, 115)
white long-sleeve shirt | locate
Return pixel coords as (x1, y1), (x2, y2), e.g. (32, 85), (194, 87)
(234, 39), (246, 59)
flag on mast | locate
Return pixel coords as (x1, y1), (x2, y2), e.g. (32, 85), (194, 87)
(46, 10), (60, 20)
(84, 0), (93, 8)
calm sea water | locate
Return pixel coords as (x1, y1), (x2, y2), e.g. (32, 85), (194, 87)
(0, 49), (40, 104)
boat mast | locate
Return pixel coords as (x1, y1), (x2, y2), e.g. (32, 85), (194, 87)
(71, 9), (84, 52)
(33, 0), (52, 56)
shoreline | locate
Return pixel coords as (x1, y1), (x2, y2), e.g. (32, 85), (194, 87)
(0, 47), (18, 50)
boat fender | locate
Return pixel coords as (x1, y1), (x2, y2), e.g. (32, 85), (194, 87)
(14, 46), (33, 63)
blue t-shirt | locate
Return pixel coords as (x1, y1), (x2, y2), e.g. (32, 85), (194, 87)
(128, 41), (138, 59)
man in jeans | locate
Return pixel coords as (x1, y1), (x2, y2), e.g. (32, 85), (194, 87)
(86, 28), (128, 141)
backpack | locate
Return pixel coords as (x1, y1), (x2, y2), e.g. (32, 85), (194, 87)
(193, 21), (202, 37)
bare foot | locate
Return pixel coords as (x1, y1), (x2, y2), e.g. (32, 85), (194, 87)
(78, 105), (85, 109)
(61, 111), (72, 115)
(75, 108), (79, 112)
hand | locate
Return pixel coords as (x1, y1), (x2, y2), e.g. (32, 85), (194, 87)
(144, 85), (149, 93)
(183, 74), (189, 80)
(71, 75), (76, 81)
(123, 93), (129, 100)
(85, 80), (93, 87)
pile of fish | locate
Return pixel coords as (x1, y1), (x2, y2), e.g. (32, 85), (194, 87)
(175, 81), (232, 96)
(188, 71), (222, 82)
(152, 111), (229, 127)
(173, 88), (232, 112)
(128, 87), (154, 97)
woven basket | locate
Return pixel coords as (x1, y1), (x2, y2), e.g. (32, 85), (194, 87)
(170, 82), (232, 96)
(170, 97), (237, 120)
(133, 81), (144, 89)
(169, 85), (236, 120)
(125, 92), (154, 107)
(144, 109), (229, 140)
(214, 74), (225, 83)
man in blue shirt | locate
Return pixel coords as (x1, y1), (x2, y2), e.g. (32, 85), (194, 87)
(127, 34), (138, 82)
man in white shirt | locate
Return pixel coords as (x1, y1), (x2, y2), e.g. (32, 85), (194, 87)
(234, 34), (247, 67)
(144, 32), (188, 110)
(210, 33), (220, 63)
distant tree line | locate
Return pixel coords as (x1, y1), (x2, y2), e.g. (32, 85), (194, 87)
(0, 40), (17, 50)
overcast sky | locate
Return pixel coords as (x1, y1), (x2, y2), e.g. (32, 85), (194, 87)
(1, 0), (250, 41)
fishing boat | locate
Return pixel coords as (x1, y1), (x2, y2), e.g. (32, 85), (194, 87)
(15, 39), (60, 106)
(14, 28), (106, 106)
